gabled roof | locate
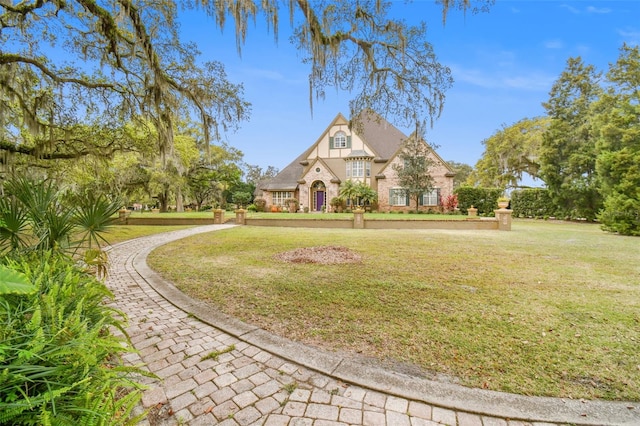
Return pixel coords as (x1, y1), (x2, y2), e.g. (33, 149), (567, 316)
(352, 110), (408, 161)
(377, 128), (456, 176)
(261, 111), (446, 191)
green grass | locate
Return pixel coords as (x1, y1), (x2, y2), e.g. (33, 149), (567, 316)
(103, 225), (196, 246)
(146, 221), (640, 401)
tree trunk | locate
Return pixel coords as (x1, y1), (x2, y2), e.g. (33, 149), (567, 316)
(176, 186), (184, 212)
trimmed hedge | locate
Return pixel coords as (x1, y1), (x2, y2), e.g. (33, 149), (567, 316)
(454, 187), (502, 216)
(510, 188), (557, 219)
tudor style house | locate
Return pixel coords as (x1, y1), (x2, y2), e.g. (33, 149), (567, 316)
(258, 111), (455, 212)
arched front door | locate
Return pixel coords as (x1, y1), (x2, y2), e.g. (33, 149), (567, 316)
(311, 181), (326, 212)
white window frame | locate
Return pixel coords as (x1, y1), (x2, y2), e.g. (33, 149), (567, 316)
(334, 131), (347, 148)
(351, 161), (364, 178)
(346, 160), (370, 178)
(422, 189), (439, 206)
(390, 188), (408, 206)
(272, 191), (293, 206)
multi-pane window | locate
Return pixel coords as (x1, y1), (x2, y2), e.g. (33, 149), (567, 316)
(333, 131), (347, 148)
(272, 191), (293, 206)
(346, 161), (371, 178)
(389, 188), (408, 206)
(422, 189), (440, 206)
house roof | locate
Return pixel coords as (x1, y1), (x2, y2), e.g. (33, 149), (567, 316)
(260, 110), (452, 191)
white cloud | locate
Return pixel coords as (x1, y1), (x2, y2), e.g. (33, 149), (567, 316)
(545, 40), (564, 49)
(586, 6), (611, 14)
(450, 64), (554, 92)
(560, 4), (581, 14)
(618, 28), (640, 45)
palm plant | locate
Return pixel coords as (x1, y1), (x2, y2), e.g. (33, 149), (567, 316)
(357, 183), (378, 208)
(339, 180), (378, 209)
(339, 179), (359, 208)
(0, 177), (121, 275)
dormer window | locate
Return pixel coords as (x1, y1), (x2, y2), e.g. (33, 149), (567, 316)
(330, 131), (350, 149)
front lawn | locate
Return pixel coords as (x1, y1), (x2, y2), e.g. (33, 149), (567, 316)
(147, 221), (640, 401)
(123, 210), (468, 220)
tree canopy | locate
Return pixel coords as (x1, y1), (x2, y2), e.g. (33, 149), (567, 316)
(592, 44), (640, 235)
(470, 116), (549, 189)
(1, 0), (493, 167)
(539, 57), (603, 221)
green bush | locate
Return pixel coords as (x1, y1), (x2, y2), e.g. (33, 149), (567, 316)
(510, 188), (557, 219)
(0, 254), (148, 425)
(454, 187), (502, 216)
(253, 198), (267, 212)
(598, 192), (640, 236)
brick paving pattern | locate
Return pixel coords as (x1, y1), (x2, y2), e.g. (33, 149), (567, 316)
(104, 226), (616, 425)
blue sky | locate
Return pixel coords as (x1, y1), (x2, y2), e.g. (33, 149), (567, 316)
(179, 1), (640, 172)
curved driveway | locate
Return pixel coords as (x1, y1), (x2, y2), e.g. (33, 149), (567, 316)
(106, 225), (639, 426)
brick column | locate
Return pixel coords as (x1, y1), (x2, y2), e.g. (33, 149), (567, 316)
(213, 209), (225, 224)
(353, 209), (365, 229)
(118, 209), (128, 223)
(235, 209), (246, 225)
(494, 208), (513, 231)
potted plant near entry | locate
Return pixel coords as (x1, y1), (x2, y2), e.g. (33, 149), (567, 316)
(497, 196), (510, 209)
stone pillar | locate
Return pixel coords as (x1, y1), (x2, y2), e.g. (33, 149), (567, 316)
(494, 208), (513, 231)
(235, 209), (246, 225)
(467, 205), (478, 217)
(213, 209), (225, 224)
(118, 209), (128, 223)
(353, 209), (365, 229)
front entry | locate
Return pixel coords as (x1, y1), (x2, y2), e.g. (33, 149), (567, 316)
(312, 181), (326, 212)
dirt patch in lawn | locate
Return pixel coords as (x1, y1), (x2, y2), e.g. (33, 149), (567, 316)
(274, 246), (362, 264)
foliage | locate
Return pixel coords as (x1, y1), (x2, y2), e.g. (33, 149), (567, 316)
(598, 192), (640, 236)
(244, 165), (279, 186)
(470, 117), (549, 189)
(446, 161), (473, 188)
(0, 254), (147, 425)
(338, 180), (377, 208)
(440, 193), (458, 213)
(539, 57), (603, 221)
(391, 135), (436, 212)
(510, 188), (556, 219)
(330, 196), (346, 212)
(592, 44), (640, 235)
(1, 1), (249, 166)
(231, 191), (252, 208)
(0, 265), (34, 295)
(253, 198), (267, 212)
(0, 177), (120, 258)
(454, 186), (502, 216)
(0, 0), (491, 170)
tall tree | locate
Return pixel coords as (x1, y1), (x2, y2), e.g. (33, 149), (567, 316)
(446, 161), (473, 188)
(539, 57), (603, 220)
(470, 117), (549, 189)
(1, 0), (249, 166)
(392, 135), (435, 213)
(592, 44), (640, 235)
(244, 164), (280, 186)
(1, 0), (491, 169)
